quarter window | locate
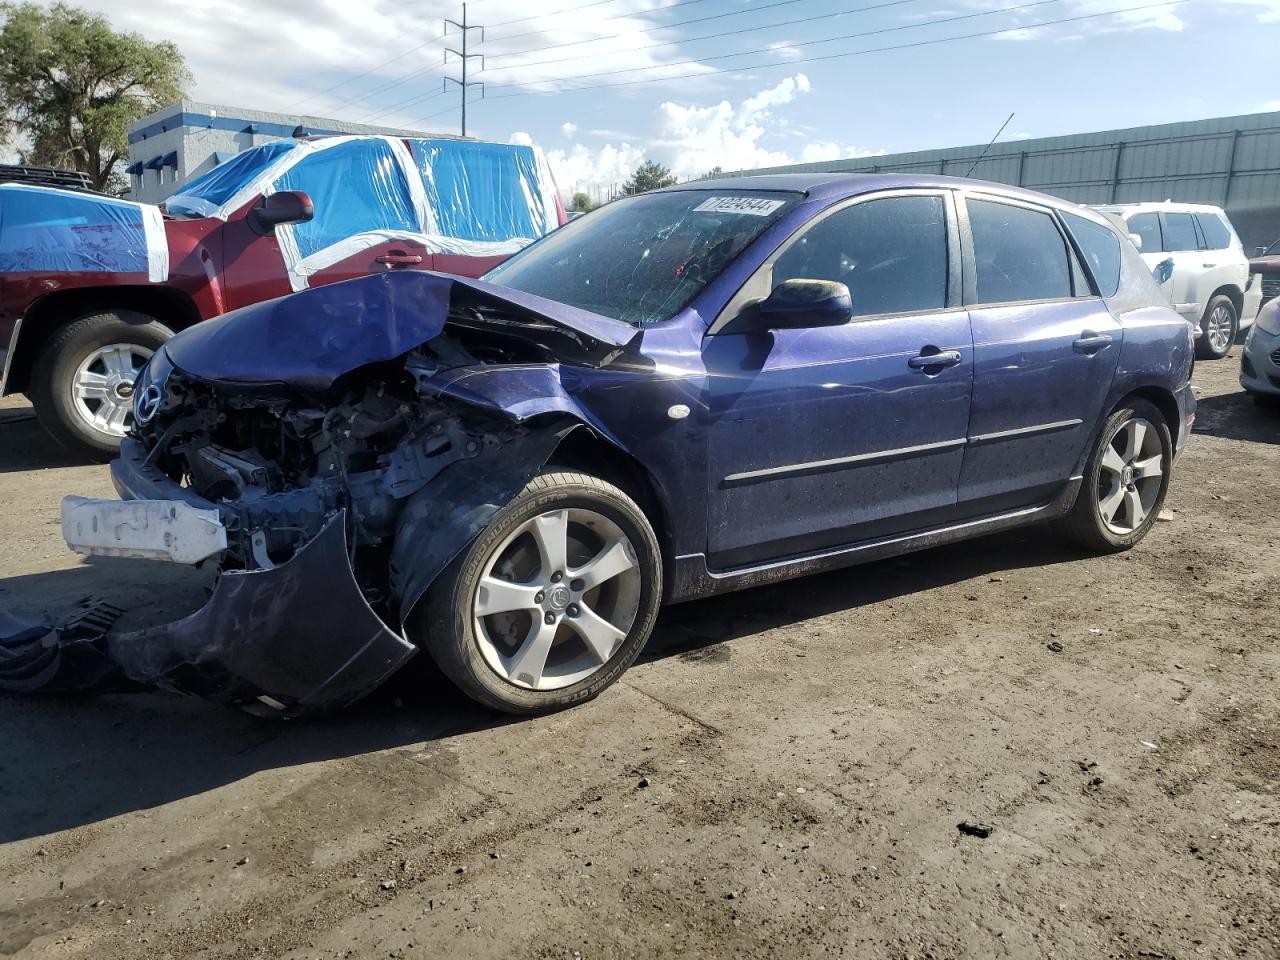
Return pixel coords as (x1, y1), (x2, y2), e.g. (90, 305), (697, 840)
(771, 195), (948, 317)
(1195, 213), (1232, 251)
(1160, 212), (1199, 252)
(1063, 211), (1121, 297)
(967, 198), (1072, 304)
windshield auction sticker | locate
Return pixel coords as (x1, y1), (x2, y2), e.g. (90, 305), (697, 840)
(693, 196), (786, 216)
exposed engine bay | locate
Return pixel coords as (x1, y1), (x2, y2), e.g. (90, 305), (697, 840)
(0, 271), (641, 715)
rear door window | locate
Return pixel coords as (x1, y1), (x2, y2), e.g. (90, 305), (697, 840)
(273, 139), (418, 260)
(1062, 211), (1121, 297)
(1195, 213), (1232, 251)
(1160, 212), (1200, 252)
(1127, 213), (1162, 253)
(967, 198), (1072, 304)
(771, 194), (949, 317)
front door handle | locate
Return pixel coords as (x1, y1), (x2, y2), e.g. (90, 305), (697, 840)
(907, 349), (962, 372)
(376, 252), (424, 267)
(1073, 331), (1114, 355)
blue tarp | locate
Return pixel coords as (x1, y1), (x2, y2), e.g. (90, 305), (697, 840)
(165, 139), (296, 217)
(273, 138), (418, 259)
(410, 139), (547, 242)
(0, 184), (157, 275)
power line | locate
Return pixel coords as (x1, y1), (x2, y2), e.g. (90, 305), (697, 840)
(493, 0), (1068, 87)
(489, 0), (927, 74)
(484, 0), (805, 57)
(480, 0), (1192, 99)
(278, 35), (443, 113)
(483, 0), (718, 41)
(363, 87), (449, 126)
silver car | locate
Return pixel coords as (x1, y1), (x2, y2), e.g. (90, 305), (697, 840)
(1241, 296), (1280, 407)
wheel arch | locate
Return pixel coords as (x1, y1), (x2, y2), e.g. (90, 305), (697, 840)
(547, 426), (675, 569)
(3, 286), (200, 395)
(1116, 386), (1181, 445)
(1204, 283), (1243, 321)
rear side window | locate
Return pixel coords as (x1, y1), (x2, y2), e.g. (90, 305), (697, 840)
(1161, 212), (1199, 252)
(967, 198), (1072, 304)
(1127, 213), (1162, 253)
(772, 194), (948, 317)
(1196, 213), (1232, 251)
(1062, 212), (1121, 297)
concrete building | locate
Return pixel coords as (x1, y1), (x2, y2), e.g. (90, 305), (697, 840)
(726, 111), (1280, 249)
(125, 100), (456, 204)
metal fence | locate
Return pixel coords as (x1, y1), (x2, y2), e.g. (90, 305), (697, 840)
(727, 112), (1280, 249)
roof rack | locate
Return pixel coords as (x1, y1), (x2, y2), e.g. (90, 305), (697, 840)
(0, 164), (95, 192)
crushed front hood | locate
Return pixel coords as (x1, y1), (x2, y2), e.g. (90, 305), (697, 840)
(162, 270), (639, 391)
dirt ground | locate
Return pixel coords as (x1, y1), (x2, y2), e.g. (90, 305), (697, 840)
(0, 351), (1276, 960)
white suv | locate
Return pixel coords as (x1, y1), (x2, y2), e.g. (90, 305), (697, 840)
(1093, 202), (1262, 360)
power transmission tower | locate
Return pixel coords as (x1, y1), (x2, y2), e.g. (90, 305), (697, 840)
(444, 3), (484, 137)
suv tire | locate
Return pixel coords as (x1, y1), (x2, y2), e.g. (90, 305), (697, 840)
(1196, 294), (1237, 360)
(30, 310), (172, 461)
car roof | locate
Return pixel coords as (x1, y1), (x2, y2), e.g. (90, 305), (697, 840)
(656, 172), (1090, 212)
(1096, 201), (1226, 216)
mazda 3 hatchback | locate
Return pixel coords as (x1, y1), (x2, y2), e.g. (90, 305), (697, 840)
(17, 174), (1194, 717)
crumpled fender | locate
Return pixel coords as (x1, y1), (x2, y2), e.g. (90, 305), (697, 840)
(389, 421), (580, 625)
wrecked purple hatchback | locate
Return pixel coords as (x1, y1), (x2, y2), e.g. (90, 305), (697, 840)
(2, 175), (1194, 716)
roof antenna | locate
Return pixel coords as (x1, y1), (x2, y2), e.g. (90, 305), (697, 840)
(964, 112), (1015, 178)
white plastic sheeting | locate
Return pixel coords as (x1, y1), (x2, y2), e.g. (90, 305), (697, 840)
(165, 135), (562, 291)
(0, 184), (168, 282)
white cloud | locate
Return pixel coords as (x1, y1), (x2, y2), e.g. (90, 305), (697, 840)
(560, 121), (577, 138)
(531, 74), (885, 200)
(55, 0), (711, 130)
(508, 131), (534, 146)
(767, 42), (804, 60)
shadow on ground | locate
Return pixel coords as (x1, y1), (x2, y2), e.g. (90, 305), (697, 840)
(0, 526), (1082, 846)
(1192, 384), (1280, 444)
(0, 405), (87, 474)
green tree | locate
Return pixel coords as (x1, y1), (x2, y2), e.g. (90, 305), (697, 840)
(700, 165), (724, 180)
(621, 159), (676, 197)
(570, 191), (595, 213)
(0, 3), (188, 191)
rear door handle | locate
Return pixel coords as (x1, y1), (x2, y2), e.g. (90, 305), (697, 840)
(1073, 331), (1113, 355)
(907, 349), (962, 371)
(376, 252), (424, 266)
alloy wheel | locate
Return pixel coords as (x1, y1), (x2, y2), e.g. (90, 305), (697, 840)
(1096, 417), (1164, 535)
(68, 343), (153, 437)
(472, 507), (642, 691)
(1205, 303), (1234, 355)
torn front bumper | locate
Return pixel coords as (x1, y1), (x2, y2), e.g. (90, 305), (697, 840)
(1, 511), (416, 716)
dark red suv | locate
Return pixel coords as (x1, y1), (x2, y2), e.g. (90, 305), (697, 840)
(0, 135), (564, 457)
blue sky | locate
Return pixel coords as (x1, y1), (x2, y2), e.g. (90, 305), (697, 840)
(64, 0), (1280, 197)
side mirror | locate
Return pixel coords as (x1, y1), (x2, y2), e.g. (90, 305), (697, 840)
(248, 190), (314, 235)
(1128, 233), (1144, 251)
(757, 279), (853, 330)
(1256, 245), (1268, 257)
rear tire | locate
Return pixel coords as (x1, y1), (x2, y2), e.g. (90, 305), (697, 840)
(410, 470), (663, 715)
(1195, 294), (1237, 360)
(29, 310), (172, 461)
(1057, 399), (1172, 553)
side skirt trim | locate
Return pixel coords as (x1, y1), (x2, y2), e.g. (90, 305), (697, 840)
(667, 478), (1082, 602)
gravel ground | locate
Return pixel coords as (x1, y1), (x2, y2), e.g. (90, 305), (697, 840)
(0, 352), (1276, 960)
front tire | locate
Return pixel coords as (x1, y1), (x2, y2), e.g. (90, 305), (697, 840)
(1058, 399), (1172, 553)
(411, 470), (663, 715)
(1196, 294), (1238, 360)
(29, 310), (172, 461)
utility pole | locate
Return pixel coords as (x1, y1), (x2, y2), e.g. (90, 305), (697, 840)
(444, 3), (484, 137)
